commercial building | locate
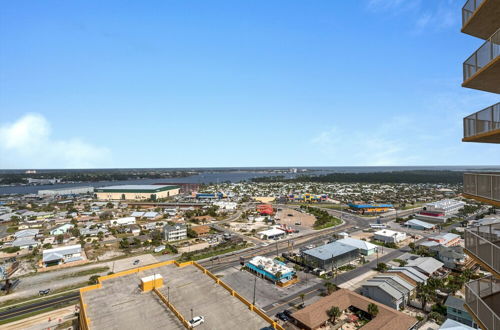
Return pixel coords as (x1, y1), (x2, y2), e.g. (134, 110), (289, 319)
(256, 204), (274, 215)
(373, 229), (407, 243)
(78, 261), (272, 330)
(336, 237), (378, 255)
(404, 219), (436, 230)
(163, 224), (187, 242)
(348, 202), (393, 214)
(290, 289), (417, 330)
(301, 241), (359, 270)
(38, 186), (94, 196)
(42, 244), (83, 267)
(445, 296), (478, 328)
(244, 256), (296, 284)
(258, 228), (286, 240)
(416, 199), (466, 223)
(95, 185), (180, 201)
(287, 193), (328, 202)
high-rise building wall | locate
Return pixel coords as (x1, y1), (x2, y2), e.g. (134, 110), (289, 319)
(460, 2), (500, 329)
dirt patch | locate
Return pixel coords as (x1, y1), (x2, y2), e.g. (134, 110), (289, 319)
(275, 208), (316, 228)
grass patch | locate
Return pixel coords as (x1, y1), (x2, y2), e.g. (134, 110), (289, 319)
(178, 243), (249, 262)
(300, 205), (342, 229)
(0, 282), (87, 309)
(57, 266), (109, 280)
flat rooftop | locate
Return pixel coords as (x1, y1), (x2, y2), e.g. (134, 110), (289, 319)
(82, 263), (270, 330)
(95, 185), (179, 192)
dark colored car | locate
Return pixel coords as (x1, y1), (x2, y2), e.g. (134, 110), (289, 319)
(39, 288), (51, 295)
(283, 309), (292, 317)
(276, 312), (289, 322)
(133, 259), (140, 265)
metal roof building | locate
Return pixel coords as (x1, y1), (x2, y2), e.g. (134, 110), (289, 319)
(336, 238), (378, 255)
(302, 241), (359, 270)
(404, 219), (436, 230)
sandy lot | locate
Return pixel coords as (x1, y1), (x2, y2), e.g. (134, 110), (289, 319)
(275, 208), (316, 229)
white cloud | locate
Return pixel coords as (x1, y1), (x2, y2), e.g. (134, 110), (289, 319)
(309, 86), (500, 166)
(366, 0), (460, 34)
(0, 113), (111, 168)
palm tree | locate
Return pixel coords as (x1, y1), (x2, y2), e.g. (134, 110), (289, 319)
(416, 283), (430, 310)
(299, 293), (305, 306)
(327, 306), (342, 324)
(324, 281), (337, 295)
(367, 303), (379, 317)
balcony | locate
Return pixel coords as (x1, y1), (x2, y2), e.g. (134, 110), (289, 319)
(462, 28), (500, 93)
(463, 102), (500, 143)
(463, 172), (500, 206)
(464, 222), (500, 275)
(462, 0), (500, 39)
(465, 276), (500, 330)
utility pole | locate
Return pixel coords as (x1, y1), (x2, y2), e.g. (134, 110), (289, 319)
(191, 308), (193, 320)
(252, 276), (257, 305)
(276, 241), (279, 257)
(167, 286), (170, 301)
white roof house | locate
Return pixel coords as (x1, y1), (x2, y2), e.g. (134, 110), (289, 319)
(143, 212), (159, 219)
(259, 228), (286, 240)
(42, 244), (82, 266)
(14, 229), (39, 239)
(374, 229), (407, 243)
(112, 217), (136, 226)
(131, 211), (145, 217)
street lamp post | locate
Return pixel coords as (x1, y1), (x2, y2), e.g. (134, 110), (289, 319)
(252, 276), (257, 306)
(191, 308), (193, 320)
(167, 286), (170, 301)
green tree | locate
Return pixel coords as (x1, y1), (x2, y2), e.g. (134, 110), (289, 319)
(375, 262), (388, 272)
(88, 275), (100, 285)
(299, 293), (305, 306)
(56, 234), (64, 244)
(119, 238), (130, 249)
(367, 303), (379, 317)
(324, 281), (337, 295)
(326, 306), (342, 324)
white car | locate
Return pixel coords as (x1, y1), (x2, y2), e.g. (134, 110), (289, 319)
(189, 316), (204, 327)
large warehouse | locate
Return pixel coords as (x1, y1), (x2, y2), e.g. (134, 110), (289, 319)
(95, 185), (180, 200)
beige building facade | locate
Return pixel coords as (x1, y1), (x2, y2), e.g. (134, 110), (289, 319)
(95, 185), (180, 200)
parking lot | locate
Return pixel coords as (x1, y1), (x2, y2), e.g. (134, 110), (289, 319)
(83, 263), (271, 330)
(216, 265), (322, 309)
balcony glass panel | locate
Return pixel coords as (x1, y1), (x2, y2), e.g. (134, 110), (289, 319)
(462, 0), (485, 26)
(465, 275), (500, 330)
(463, 28), (500, 81)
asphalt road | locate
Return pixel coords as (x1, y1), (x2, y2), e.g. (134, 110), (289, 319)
(262, 248), (405, 316)
(0, 291), (79, 321)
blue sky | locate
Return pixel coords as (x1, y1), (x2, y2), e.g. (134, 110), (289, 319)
(0, 0), (498, 168)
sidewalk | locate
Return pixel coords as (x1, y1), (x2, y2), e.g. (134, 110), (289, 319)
(4, 305), (77, 330)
